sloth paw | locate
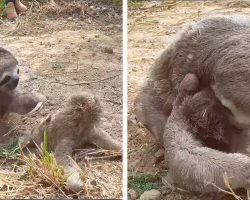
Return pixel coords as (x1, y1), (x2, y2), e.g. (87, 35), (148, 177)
(66, 171), (84, 193)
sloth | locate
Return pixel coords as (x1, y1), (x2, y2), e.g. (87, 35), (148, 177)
(164, 86), (250, 193)
(0, 47), (39, 117)
(178, 73), (241, 152)
(19, 91), (122, 193)
(134, 14), (250, 193)
(0, 47), (41, 144)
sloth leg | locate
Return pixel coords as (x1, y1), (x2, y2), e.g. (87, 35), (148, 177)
(134, 91), (167, 145)
(54, 138), (84, 193)
(134, 73), (199, 145)
(89, 126), (122, 151)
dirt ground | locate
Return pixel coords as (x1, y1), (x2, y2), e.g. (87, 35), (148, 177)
(128, 1), (250, 200)
(0, 0), (122, 199)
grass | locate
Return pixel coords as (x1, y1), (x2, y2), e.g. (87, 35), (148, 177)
(26, 129), (67, 188)
(43, 129), (52, 164)
(128, 174), (160, 196)
(0, 0), (5, 18)
(0, 131), (68, 197)
(0, 129), (96, 198)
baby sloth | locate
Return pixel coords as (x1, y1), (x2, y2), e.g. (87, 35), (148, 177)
(178, 74), (240, 152)
(19, 91), (122, 193)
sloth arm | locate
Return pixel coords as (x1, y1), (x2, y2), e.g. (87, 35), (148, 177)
(88, 126), (122, 151)
(8, 93), (39, 114)
(54, 138), (84, 192)
(54, 138), (74, 172)
(164, 102), (250, 193)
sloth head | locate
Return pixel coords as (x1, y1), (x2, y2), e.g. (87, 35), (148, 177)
(210, 35), (250, 129)
(0, 47), (19, 92)
(68, 91), (102, 123)
(181, 90), (233, 142)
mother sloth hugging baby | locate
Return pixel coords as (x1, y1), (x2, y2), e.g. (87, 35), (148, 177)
(134, 14), (250, 194)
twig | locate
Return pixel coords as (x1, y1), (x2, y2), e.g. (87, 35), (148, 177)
(76, 56), (79, 72)
(76, 149), (121, 160)
(3, 125), (20, 137)
(211, 183), (240, 198)
(210, 174), (243, 200)
(79, 149), (114, 156)
(223, 173), (243, 200)
(162, 176), (189, 193)
(101, 98), (122, 105)
(27, 1), (34, 15)
(85, 154), (122, 161)
(49, 73), (121, 86)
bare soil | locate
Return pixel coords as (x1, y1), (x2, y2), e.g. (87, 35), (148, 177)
(128, 1), (250, 200)
(0, 0), (122, 199)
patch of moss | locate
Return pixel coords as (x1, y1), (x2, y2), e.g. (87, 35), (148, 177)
(0, 137), (20, 158)
(128, 174), (160, 196)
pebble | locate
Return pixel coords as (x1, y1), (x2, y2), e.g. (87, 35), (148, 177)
(104, 47), (114, 54)
(140, 189), (161, 200)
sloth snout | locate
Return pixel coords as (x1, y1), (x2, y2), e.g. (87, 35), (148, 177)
(0, 75), (20, 90)
(7, 75), (19, 90)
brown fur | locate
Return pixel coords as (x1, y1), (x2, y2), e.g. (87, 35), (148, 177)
(134, 15), (250, 193)
(19, 91), (122, 192)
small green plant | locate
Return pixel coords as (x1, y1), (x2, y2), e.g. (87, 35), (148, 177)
(0, 0), (5, 18)
(128, 174), (160, 196)
(51, 63), (63, 70)
(0, 137), (20, 158)
(43, 129), (52, 166)
(25, 129), (67, 187)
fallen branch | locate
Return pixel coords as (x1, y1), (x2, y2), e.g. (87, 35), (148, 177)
(49, 73), (121, 86)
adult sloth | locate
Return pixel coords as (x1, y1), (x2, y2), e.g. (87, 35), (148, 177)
(134, 14), (250, 193)
(0, 47), (41, 133)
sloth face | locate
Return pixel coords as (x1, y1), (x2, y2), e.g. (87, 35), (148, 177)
(219, 98), (250, 128)
(211, 83), (250, 128)
(0, 48), (19, 92)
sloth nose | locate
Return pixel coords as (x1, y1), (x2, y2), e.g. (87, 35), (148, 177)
(11, 76), (19, 88)
(4, 75), (19, 90)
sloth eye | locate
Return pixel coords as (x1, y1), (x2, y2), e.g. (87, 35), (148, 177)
(0, 75), (11, 86)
